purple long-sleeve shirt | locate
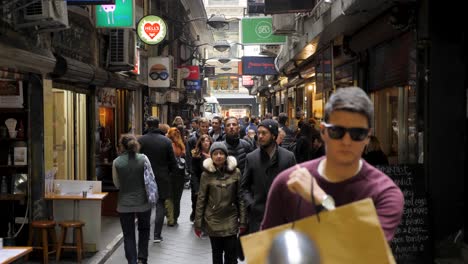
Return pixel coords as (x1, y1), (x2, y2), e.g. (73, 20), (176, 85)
(261, 157), (404, 241)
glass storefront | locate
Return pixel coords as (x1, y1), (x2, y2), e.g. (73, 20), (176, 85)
(370, 85), (421, 164)
(45, 87), (87, 180)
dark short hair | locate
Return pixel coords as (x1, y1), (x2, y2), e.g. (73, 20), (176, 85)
(278, 113), (288, 125)
(146, 116), (160, 128)
(212, 116), (222, 123)
(225, 116), (238, 125)
(191, 117), (199, 123)
(324, 87), (374, 127)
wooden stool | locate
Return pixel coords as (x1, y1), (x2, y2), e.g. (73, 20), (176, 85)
(56, 221), (85, 263)
(27, 220), (57, 264)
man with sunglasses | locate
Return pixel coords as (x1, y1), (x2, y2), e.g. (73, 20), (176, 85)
(261, 87), (404, 242)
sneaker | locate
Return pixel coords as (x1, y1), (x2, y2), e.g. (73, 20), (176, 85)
(153, 237), (163, 243)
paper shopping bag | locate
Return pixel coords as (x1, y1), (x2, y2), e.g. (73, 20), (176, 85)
(241, 198), (396, 264)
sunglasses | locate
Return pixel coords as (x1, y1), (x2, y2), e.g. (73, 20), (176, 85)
(323, 123), (370, 141)
(149, 71), (169, 80)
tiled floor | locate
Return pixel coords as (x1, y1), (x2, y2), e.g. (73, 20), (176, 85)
(105, 189), (246, 264)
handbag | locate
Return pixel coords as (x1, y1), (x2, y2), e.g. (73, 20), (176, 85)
(240, 198), (396, 264)
(176, 157), (186, 170)
(143, 155), (159, 205)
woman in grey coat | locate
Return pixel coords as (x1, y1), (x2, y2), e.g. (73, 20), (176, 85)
(113, 134), (155, 264)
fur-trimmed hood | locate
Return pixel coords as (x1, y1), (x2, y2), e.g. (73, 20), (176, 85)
(203, 156), (237, 173)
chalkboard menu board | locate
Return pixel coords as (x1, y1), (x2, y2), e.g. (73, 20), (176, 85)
(376, 165), (431, 264)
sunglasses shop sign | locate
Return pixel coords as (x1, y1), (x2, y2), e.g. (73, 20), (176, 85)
(148, 57), (171, 88)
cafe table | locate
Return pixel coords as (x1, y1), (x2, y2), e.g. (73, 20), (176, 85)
(0, 246), (32, 264)
(44, 192), (108, 252)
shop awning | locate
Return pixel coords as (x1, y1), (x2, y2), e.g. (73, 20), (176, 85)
(0, 42), (56, 75)
(0, 42), (144, 90)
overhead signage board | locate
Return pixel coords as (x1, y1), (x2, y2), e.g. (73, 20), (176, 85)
(96, 0), (134, 28)
(148, 57), (171, 88)
(264, 0), (314, 14)
(241, 17), (286, 45)
(204, 66), (215, 77)
(178, 66), (200, 80)
(242, 56), (278, 75)
(242, 75), (254, 87)
(67, 0), (115, 4)
(131, 48), (140, 75)
(137, 15), (167, 45)
(185, 80), (201, 90)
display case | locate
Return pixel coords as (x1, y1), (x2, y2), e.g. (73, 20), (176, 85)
(0, 79), (30, 243)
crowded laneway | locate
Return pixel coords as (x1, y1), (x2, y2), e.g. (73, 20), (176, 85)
(105, 189), (246, 264)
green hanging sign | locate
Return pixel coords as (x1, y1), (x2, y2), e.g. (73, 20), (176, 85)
(96, 0), (134, 28)
(137, 15), (167, 45)
(241, 17), (286, 45)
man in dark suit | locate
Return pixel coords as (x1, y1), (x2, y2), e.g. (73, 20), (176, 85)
(138, 117), (177, 243)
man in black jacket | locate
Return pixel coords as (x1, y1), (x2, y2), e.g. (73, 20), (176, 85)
(223, 117), (253, 175)
(278, 112), (295, 150)
(138, 117), (177, 243)
(241, 119), (297, 232)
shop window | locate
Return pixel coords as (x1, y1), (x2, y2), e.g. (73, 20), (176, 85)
(371, 86), (420, 164)
(98, 107), (116, 163)
(46, 89), (87, 180)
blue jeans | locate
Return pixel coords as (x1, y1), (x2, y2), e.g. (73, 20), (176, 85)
(119, 209), (151, 264)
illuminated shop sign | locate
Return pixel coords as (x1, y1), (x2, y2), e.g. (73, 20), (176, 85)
(137, 15), (167, 45)
(242, 56), (278, 75)
(96, 0), (134, 28)
(67, 0), (115, 5)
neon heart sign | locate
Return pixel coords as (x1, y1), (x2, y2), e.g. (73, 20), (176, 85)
(144, 23), (160, 39)
(137, 15), (167, 45)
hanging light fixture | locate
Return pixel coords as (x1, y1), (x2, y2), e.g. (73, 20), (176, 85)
(206, 14), (229, 30)
(218, 57), (231, 64)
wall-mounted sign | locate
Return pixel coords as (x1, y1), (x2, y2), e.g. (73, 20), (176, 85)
(204, 66), (215, 77)
(242, 56), (278, 75)
(241, 17), (286, 45)
(184, 80), (201, 90)
(67, 0), (115, 4)
(264, 0), (314, 14)
(178, 66), (199, 80)
(97, 87), (116, 108)
(148, 57), (171, 88)
(0, 80), (23, 108)
(96, 0), (134, 28)
(137, 15), (167, 45)
(242, 75), (254, 87)
(131, 48), (140, 75)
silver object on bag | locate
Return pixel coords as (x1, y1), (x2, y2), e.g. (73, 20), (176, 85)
(267, 230), (321, 264)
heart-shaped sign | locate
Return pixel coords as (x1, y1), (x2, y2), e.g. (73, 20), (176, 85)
(144, 23), (160, 39)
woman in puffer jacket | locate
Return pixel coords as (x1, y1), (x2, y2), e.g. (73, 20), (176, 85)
(194, 142), (247, 264)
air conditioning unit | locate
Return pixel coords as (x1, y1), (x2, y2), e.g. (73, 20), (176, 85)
(272, 14), (296, 35)
(16, 0), (69, 31)
(108, 29), (136, 72)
